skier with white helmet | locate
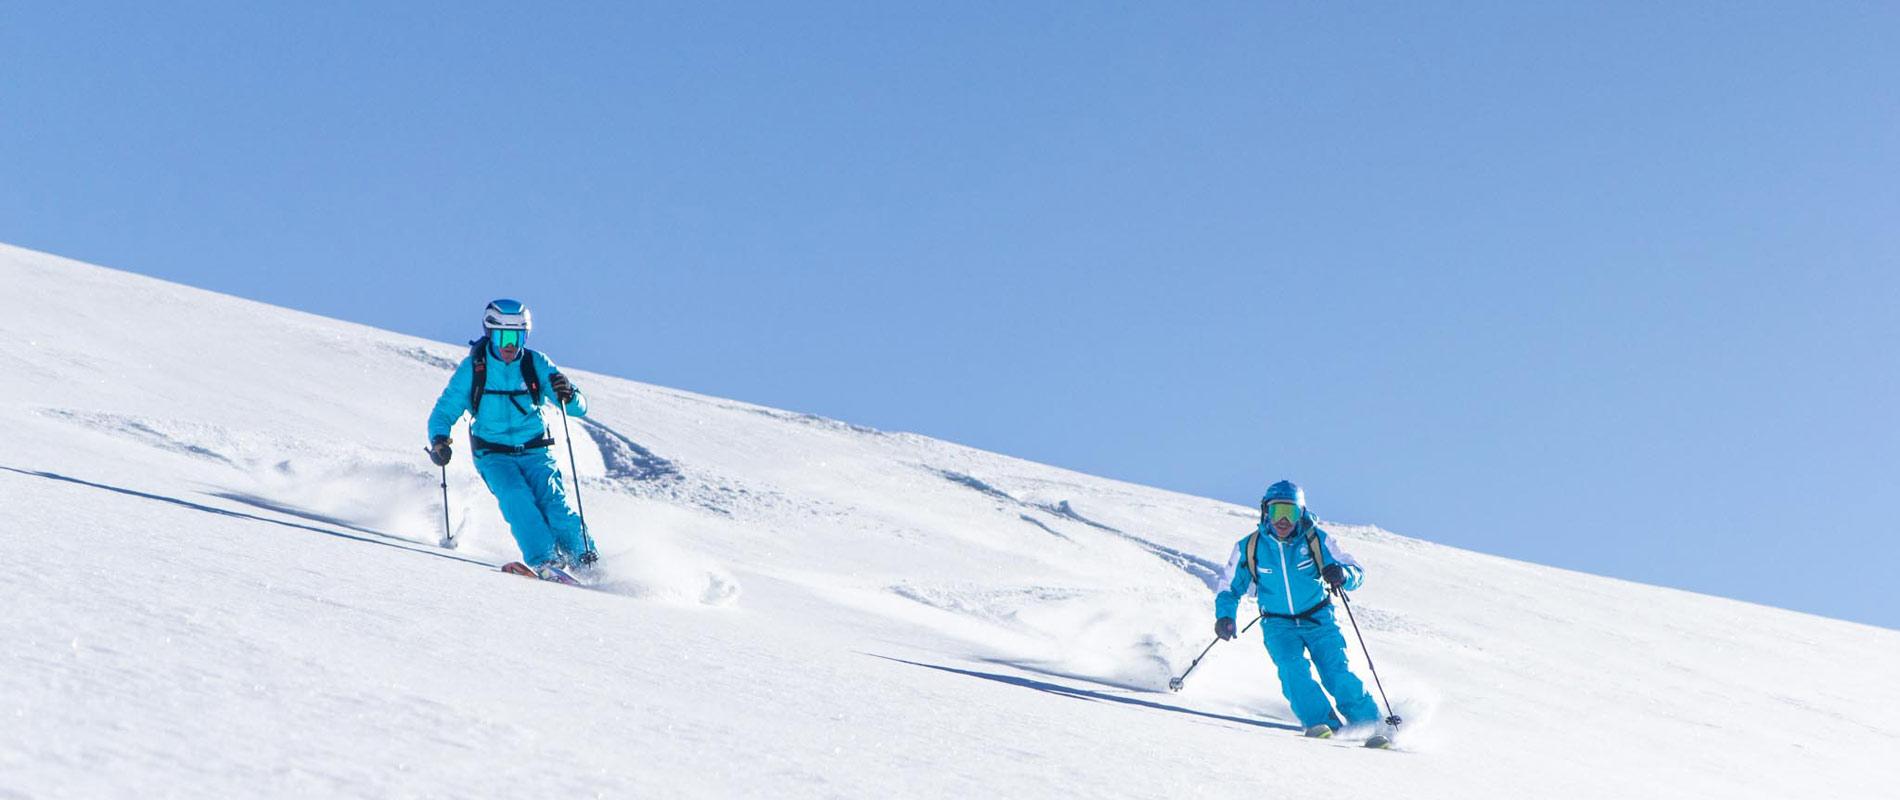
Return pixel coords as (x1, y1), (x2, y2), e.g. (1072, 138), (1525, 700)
(426, 299), (595, 580)
(1213, 480), (1387, 743)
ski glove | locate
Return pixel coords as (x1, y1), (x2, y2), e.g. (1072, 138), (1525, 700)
(1321, 563), (1346, 589)
(550, 372), (577, 403)
(1215, 617), (1236, 641)
(428, 436), (453, 467)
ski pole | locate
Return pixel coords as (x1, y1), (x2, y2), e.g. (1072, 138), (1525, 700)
(432, 455), (454, 549)
(556, 402), (594, 557)
(1333, 587), (1401, 727)
(1168, 612), (1263, 692)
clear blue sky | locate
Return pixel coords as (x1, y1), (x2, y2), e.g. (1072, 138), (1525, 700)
(6, 2), (1896, 629)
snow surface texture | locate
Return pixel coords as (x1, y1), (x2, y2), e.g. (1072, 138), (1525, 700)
(2, 242), (1895, 799)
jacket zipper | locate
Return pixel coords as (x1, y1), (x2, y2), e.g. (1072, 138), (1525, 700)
(1276, 538), (1297, 622)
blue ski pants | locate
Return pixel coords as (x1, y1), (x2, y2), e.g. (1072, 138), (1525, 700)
(473, 449), (589, 567)
(1260, 607), (1382, 730)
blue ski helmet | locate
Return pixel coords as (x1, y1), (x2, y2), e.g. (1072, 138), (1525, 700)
(1261, 480), (1305, 513)
(1261, 480), (1306, 536)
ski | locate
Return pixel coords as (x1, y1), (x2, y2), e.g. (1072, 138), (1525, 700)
(499, 561), (583, 586)
(1296, 729), (1398, 750)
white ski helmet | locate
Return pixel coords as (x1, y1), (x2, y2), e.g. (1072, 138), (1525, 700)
(482, 299), (532, 332)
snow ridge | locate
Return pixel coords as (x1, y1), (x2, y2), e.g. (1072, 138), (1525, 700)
(2, 242), (1896, 800)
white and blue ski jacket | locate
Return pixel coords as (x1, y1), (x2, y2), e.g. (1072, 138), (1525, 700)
(1213, 515), (1364, 622)
(427, 345), (586, 447)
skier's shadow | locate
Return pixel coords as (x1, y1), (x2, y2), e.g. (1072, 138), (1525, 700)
(868, 654), (1301, 733)
(0, 465), (490, 568)
(208, 491), (399, 542)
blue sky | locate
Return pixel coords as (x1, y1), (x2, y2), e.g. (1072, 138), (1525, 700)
(6, 2), (1896, 628)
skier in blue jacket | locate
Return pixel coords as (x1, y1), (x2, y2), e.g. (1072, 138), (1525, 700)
(1214, 480), (1382, 738)
(426, 299), (594, 578)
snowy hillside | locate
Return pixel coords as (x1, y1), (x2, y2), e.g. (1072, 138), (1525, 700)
(3, 242), (1895, 799)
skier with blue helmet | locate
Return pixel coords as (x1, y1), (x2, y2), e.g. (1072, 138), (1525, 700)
(426, 299), (594, 579)
(1213, 480), (1384, 740)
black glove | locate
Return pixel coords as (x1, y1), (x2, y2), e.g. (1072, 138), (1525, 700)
(550, 372), (577, 403)
(1215, 617), (1236, 641)
(1321, 563), (1346, 589)
(427, 436), (453, 467)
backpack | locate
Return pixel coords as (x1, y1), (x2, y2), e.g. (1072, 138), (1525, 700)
(467, 340), (543, 415)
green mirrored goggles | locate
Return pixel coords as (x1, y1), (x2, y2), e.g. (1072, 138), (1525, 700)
(490, 328), (525, 349)
(1265, 501), (1300, 525)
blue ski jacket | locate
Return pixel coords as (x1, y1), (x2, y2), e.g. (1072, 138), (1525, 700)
(1214, 514), (1365, 622)
(426, 345), (587, 447)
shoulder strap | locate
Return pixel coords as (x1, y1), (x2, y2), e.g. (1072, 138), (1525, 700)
(520, 348), (543, 406)
(467, 341), (489, 413)
(1304, 524), (1326, 576)
(1245, 531), (1261, 581)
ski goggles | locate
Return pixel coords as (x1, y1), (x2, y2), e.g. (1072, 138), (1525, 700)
(1264, 500), (1301, 525)
(490, 328), (526, 350)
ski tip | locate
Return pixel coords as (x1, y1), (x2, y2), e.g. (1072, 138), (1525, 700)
(1364, 734), (1395, 749)
(500, 561), (536, 577)
(539, 566), (582, 586)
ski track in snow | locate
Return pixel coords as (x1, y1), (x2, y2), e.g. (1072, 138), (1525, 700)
(39, 408), (246, 470)
(376, 341), (461, 372)
(932, 467), (1225, 591)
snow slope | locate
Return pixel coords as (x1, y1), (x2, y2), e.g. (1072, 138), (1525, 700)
(2, 242), (1895, 799)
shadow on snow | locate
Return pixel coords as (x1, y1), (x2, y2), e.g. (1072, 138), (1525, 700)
(1, 465), (491, 569)
(868, 654), (1300, 734)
